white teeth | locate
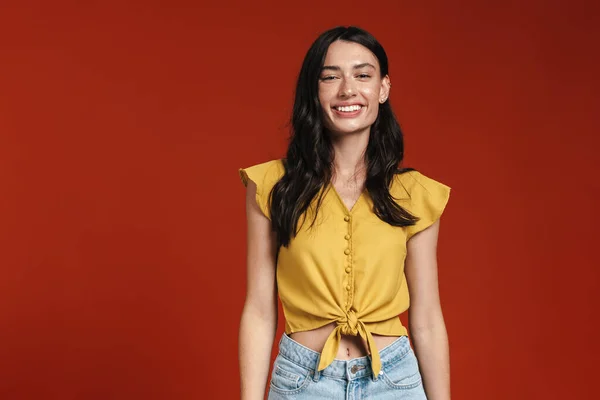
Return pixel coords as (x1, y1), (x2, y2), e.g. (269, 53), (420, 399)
(335, 105), (362, 112)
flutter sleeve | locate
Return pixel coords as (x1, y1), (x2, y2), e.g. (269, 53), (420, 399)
(239, 159), (284, 220)
(394, 170), (452, 241)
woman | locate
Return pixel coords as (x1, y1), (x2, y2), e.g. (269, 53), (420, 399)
(238, 26), (451, 400)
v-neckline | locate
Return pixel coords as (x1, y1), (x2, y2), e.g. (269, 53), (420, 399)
(329, 183), (365, 214)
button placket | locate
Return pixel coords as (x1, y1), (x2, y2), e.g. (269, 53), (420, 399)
(343, 214), (354, 308)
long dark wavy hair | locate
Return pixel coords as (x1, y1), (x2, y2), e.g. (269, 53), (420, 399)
(270, 26), (419, 247)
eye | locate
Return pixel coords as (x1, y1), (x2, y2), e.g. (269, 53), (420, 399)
(320, 76), (337, 81)
(357, 74), (371, 79)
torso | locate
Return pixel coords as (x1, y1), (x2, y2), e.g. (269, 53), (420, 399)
(289, 174), (399, 359)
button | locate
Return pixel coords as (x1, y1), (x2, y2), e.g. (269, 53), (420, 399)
(344, 249), (350, 255)
(345, 267), (351, 273)
(344, 216), (350, 222)
(350, 364), (365, 374)
(346, 285), (351, 291)
(344, 234), (351, 240)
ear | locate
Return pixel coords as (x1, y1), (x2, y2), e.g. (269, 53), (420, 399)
(379, 75), (391, 104)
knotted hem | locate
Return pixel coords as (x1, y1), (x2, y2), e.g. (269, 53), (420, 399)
(317, 319), (381, 379)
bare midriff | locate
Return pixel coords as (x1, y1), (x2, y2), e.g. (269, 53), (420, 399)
(289, 322), (400, 360)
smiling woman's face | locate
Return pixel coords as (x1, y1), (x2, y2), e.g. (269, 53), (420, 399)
(318, 40), (390, 137)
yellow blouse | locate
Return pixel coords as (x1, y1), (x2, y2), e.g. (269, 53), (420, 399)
(239, 159), (451, 378)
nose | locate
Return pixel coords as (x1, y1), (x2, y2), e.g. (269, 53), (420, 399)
(339, 78), (356, 97)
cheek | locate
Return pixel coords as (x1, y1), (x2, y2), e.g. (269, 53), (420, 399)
(318, 86), (336, 104)
(366, 105), (380, 124)
(362, 86), (380, 102)
(364, 88), (381, 122)
(318, 93), (327, 109)
(362, 87), (380, 111)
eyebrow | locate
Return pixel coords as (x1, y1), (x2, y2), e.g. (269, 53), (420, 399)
(321, 62), (376, 72)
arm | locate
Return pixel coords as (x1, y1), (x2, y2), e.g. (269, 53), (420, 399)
(239, 180), (279, 400)
(405, 219), (451, 400)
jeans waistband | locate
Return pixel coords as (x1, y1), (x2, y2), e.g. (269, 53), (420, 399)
(277, 332), (411, 380)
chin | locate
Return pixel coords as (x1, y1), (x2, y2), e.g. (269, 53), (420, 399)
(333, 120), (373, 132)
(326, 117), (376, 135)
(328, 126), (369, 136)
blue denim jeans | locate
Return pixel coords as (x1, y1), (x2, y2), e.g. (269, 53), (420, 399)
(268, 333), (427, 399)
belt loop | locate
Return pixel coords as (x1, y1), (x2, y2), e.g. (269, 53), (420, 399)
(279, 333), (285, 348)
(313, 355), (322, 382)
(313, 368), (321, 382)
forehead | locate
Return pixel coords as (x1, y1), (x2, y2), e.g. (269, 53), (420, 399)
(323, 40), (380, 70)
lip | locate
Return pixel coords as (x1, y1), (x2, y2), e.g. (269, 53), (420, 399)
(332, 102), (364, 107)
(332, 104), (365, 118)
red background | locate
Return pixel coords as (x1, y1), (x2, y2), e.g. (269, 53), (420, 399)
(0, 1), (598, 399)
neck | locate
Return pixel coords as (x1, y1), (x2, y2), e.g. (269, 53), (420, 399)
(329, 128), (369, 180)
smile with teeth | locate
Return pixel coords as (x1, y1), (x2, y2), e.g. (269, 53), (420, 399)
(335, 105), (363, 112)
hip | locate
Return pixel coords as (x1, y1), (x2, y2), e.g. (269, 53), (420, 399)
(268, 333), (427, 400)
